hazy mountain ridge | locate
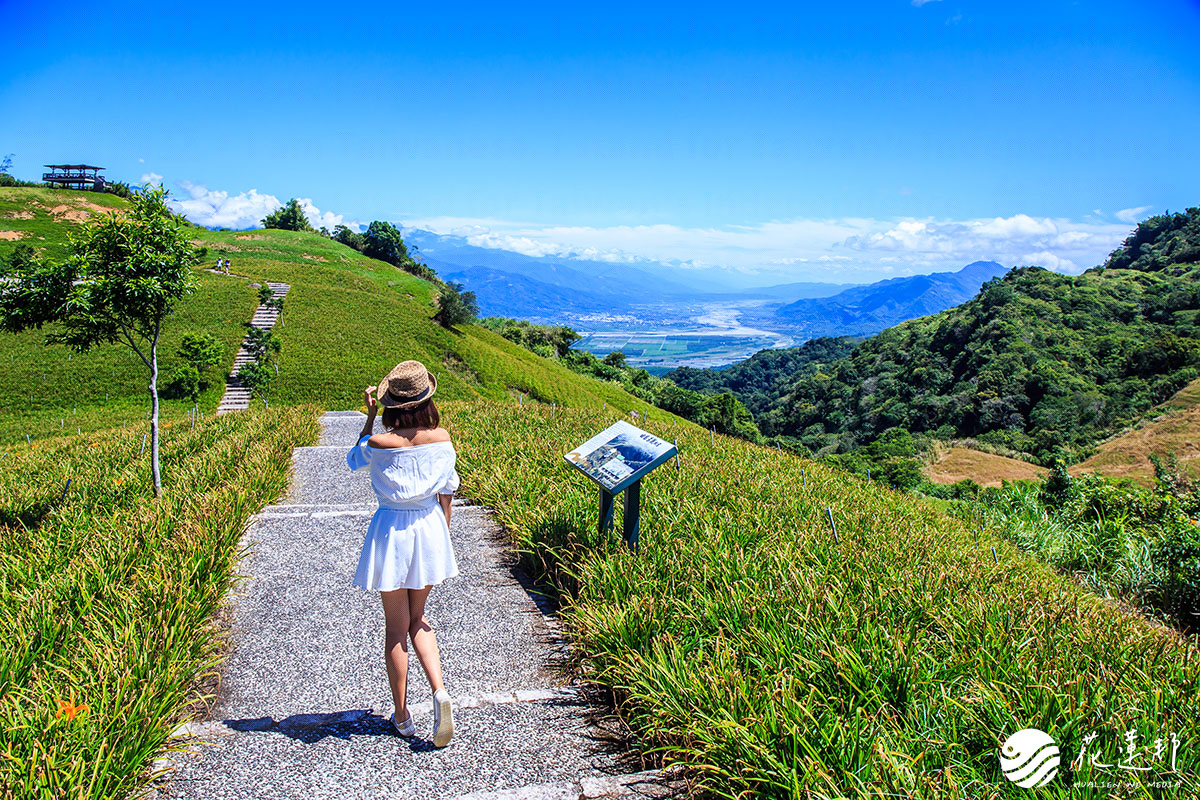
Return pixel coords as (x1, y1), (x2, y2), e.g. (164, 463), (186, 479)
(406, 228), (865, 323)
(768, 260), (1010, 336)
(443, 266), (627, 317)
(410, 226), (1007, 340)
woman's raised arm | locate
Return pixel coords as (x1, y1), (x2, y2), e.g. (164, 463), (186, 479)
(359, 386), (378, 440)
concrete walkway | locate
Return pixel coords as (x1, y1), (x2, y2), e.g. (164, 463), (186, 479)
(151, 412), (672, 800)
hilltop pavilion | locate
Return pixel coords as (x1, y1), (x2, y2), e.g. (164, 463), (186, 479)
(42, 164), (106, 191)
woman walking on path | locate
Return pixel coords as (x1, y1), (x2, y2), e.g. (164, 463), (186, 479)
(347, 360), (458, 747)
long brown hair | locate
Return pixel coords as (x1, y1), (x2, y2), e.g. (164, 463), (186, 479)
(381, 399), (440, 431)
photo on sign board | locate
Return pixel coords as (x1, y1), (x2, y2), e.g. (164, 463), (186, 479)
(565, 420), (676, 493)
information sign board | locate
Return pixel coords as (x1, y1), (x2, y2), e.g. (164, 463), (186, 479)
(564, 420), (677, 495)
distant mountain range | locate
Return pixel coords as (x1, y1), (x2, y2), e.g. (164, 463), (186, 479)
(440, 266), (628, 316)
(406, 229), (1009, 338)
(406, 228), (857, 319)
(764, 261), (1010, 337)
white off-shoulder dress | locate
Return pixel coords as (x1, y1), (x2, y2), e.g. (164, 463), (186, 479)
(347, 436), (461, 591)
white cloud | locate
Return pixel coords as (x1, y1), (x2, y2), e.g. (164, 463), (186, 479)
(169, 182), (281, 229)
(140, 172), (163, 184)
(840, 215), (1128, 275)
(167, 182), (360, 231)
(296, 197), (355, 231)
(1115, 205), (1153, 224)
(402, 212), (1136, 283)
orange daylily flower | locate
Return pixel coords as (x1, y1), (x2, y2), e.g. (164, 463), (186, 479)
(56, 698), (89, 721)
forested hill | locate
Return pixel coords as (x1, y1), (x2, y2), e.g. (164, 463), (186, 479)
(665, 336), (857, 418)
(707, 208), (1200, 464)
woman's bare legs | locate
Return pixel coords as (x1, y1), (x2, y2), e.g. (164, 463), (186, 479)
(406, 586), (446, 692)
(380, 588), (412, 718)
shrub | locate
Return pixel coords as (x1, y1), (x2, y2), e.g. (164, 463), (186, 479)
(262, 198), (314, 232)
(163, 364), (200, 401)
(177, 332), (224, 378)
(236, 360), (274, 401)
(433, 281), (479, 328)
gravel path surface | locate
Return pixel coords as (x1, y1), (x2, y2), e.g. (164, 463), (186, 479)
(151, 412), (669, 799)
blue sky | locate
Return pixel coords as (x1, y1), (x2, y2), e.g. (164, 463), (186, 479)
(3, 0), (1199, 283)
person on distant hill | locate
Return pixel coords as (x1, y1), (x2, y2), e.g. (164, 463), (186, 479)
(348, 360), (458, 747)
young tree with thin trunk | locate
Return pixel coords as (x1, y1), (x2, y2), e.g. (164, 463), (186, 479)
(0, 186), (197, 495)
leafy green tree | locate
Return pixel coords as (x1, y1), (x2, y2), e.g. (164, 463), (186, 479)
(363, 221), (410, 266)
(103, 181), (133, 199)
(0, 187), (197, 495)
(177, 332), (225, 377)
(700, 392), (759, 440)
(479, 316), (580, 356)
(434, 281), (479, 328)
(262, 198), (314, 232)
(332, 224), (366, 251)
(1107, 208), (1200, 272)
(256, 284), (284, 311)
(243, 327), (282, 363)
(0, 154), (21, 187)
(237, 360), (274, 403)
(237, 328), (282, 403)
(603, 351), (628, 368)
(164, 364), (201, 401)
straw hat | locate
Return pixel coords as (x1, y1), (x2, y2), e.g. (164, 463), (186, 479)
(376, 360), (437, 408)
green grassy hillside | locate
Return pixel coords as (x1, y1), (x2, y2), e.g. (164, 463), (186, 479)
(0, 189), (258, 442)
(0, 187), (673, 445)
(191, 226), (670, 414)
(0, 188), (128, 261)
(446, 399), (1200, 797)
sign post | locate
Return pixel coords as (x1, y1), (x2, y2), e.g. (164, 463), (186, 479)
(599, 487), (615, 536)
(622, 480), (641, 551)
(564, 420), (677, 553)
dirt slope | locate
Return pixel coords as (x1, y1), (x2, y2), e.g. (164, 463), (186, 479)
(925, 446), (1047, 487)
(1071, 380), (1200, 486)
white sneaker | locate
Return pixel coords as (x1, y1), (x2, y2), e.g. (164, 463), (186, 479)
(391, 711), (416, 738)
(432, 689), (454, 747)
